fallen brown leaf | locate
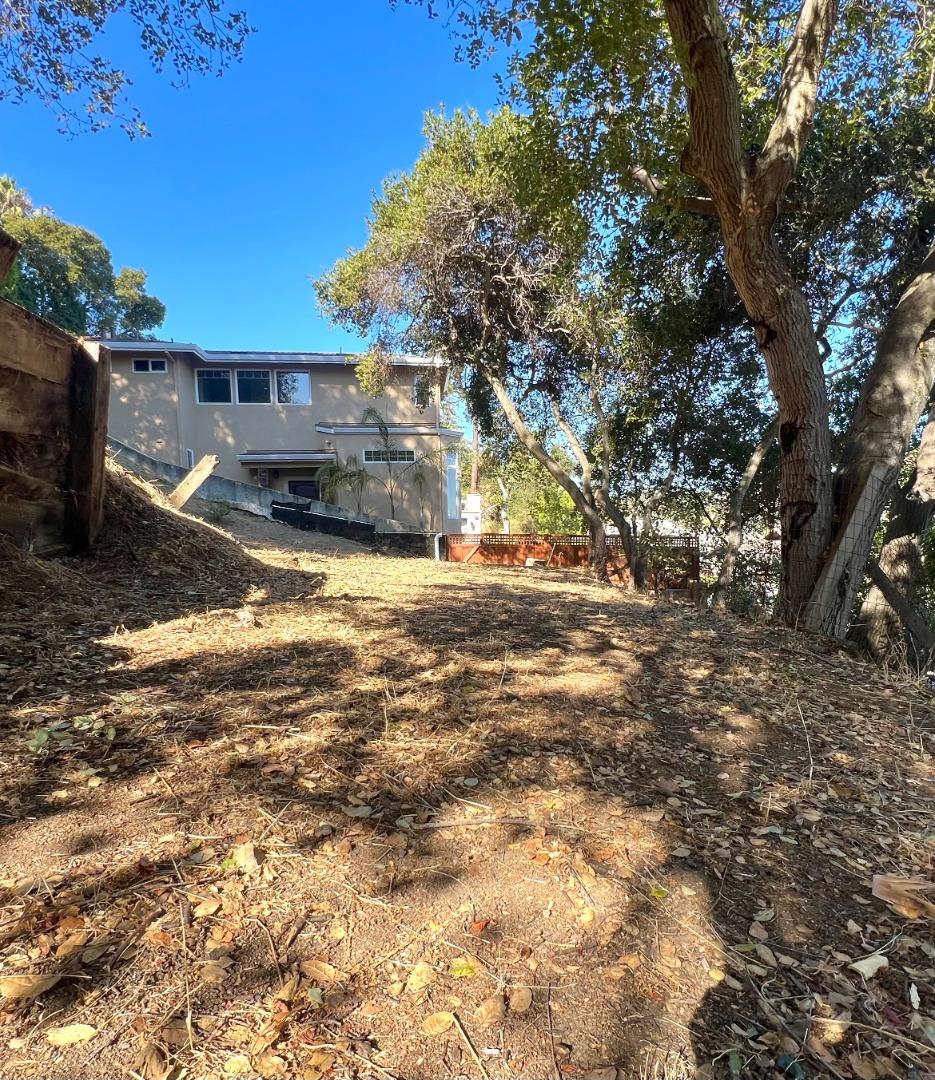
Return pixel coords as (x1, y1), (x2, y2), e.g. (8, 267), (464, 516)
(422, 1011), (455, 1036)
(46, 1023), (97, 1045)
(474, 993), (506, 1026)
(871, 874), (935, 920)
(0, 974), (61, 1002)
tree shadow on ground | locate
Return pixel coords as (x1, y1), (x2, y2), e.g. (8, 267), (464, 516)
(1, 559), (932, 1079)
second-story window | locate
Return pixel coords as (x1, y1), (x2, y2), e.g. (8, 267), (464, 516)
(196, 369), (232, 403)
(236, 369), (271, 404)
(276, 371), (311, 405)
(133, 357), (167, 373)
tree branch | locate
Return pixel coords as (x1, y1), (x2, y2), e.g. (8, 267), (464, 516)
(629, 167), (718, 217)
(865, 559), (935, 663)
(662, 0), (745, 209)
(756, 0), (838, 207)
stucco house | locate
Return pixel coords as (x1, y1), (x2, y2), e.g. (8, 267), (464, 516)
(99, 339), (463, 531)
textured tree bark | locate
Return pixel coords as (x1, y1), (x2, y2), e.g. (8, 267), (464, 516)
(483, 369), (609, 573)
(663, 0), (836, 624)
(804, 246), (935, 637)
(722, 236), (833, 623)
(712, 417), (780, 609)
(850, 475), (934, 666)
(588, 384), (643, 585)
(863, 557), (935, 668)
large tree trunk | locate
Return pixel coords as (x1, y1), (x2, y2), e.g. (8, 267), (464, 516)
(483, 369), (609, 572)
(712, 417), (780, 609)
(850, 477), (934, 666)
(663, 0), (837, 626)
(722, 237), (832, 623)
(804, 245), (935, 637)
(547, 391), (636, 585)
(588, 384), (643, 586)
(850, 412), (935, 665)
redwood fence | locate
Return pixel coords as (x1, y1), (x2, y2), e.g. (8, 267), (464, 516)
(445, 533), (700, 590)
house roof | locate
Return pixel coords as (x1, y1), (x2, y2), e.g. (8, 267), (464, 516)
(93, 339), (446, 369)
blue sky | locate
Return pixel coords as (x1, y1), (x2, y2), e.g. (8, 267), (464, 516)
(0, 1), (501, 351)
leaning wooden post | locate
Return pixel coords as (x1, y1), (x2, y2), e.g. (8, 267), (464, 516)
(167, 454), (220, 509)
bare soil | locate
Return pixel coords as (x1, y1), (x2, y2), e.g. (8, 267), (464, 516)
(0, 465), (933, 1080)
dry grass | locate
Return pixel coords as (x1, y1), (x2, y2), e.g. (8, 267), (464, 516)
(0, 465), (933, 1079)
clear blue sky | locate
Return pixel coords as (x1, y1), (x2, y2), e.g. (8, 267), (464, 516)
(0, 1), (501, 351)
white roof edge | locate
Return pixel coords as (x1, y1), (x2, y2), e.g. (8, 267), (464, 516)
(316, 423), (463, 438)
(237, 451), (337, 462)
(94, 339), (446, 368)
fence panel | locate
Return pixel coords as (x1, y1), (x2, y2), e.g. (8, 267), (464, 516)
(445, 532), (699, 590)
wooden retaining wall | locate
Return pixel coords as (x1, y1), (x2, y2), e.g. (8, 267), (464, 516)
(0, 288), (111, 554)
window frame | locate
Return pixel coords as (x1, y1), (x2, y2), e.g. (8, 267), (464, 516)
(195, 368), (233, 404)
(274, 369), (312, 406)
(364, 448), (416, 464)
(235, 368), (272, 405)
(132, 357), (167, 374)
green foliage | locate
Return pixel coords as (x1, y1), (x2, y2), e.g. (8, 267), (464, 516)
(204, 500), (232, 524)
(354, 348), (392, 397)
(475, 442), (582, 534)
(316, 106), (589, 373)
(324, 409), (442, 524)
(26, 715), (116, 754)
(114, 268), (167, 339)
(321, 454), (372, 515)
(0, 1), (253, 136)
(0, 177), (165, 337)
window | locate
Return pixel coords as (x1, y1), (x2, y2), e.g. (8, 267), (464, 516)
(275, 370), (311, 405)
(446, 449), (460, 520)
(185, 448), (195, 469)
(236, 369), (271, 404)
(132, 357), (167, 373)
(196, 369), (232, 403)
(364, 448), (415, 463)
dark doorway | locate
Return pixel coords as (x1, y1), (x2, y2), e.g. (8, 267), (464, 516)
(288, 479), (320, 501)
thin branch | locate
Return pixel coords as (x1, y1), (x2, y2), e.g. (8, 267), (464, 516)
(629, 166), (718, 217)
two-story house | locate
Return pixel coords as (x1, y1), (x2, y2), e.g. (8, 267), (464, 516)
(100, 339), (463, 531)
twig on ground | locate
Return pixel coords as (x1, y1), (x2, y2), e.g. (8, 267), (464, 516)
(795, 699), (815, 787)
(248, 916), (283, 984)
(452, 1012), (490, 1080)
(546, 983), (562, 1080)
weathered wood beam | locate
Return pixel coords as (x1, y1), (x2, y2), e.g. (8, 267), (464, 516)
(167, 454), (220, 509)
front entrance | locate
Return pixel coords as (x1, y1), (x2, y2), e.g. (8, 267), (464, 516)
(288, 479), (320, 501)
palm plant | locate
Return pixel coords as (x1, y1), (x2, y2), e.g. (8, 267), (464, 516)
(361, 406), (441, 523)
(321, 454), (372, 515)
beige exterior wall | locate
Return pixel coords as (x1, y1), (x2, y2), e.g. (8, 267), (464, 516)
(108, 353), (462, 531)
(108, 355), (182, 464)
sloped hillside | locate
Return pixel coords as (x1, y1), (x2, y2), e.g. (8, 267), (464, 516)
(0, 468), (932, 1080)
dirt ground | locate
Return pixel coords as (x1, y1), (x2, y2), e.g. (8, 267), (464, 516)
(1, 466), (933, 1080)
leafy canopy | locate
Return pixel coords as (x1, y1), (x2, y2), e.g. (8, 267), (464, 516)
(0, 0), (253, 135)
(1, 177), (166, 338)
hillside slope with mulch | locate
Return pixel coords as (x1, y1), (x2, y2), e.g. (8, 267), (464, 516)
(0, 467), (933, 1080)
